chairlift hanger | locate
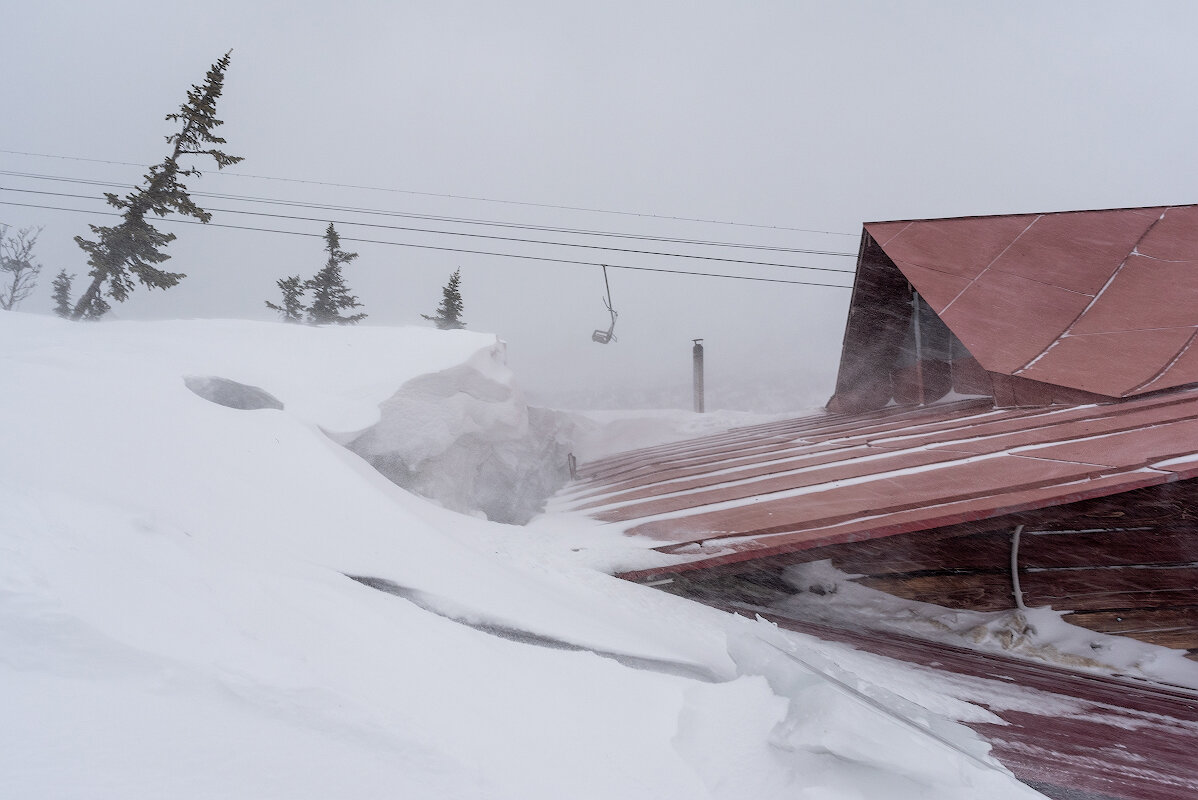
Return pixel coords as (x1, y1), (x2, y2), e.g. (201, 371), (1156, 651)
(591, 264), (619, 344)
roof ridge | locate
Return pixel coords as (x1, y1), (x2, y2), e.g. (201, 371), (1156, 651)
(864, 203), (1192, 227)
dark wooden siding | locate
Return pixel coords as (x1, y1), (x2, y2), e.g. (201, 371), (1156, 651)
(831, 234), (989, 412)
(806, 480), (1198, 655)
(829, 233), (913, 412)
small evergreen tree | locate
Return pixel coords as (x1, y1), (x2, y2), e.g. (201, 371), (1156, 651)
(304, 223), (366, 325)
(423, 268), (465, 330)
(70, 51), (242, 320)
(264, 275), (306, 323)
(51, 270), (75, 318)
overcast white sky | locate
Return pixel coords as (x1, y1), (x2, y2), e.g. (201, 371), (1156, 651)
(4, 1), (1198, 411)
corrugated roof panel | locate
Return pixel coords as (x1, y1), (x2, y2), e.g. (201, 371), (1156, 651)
(938, 270), (1092, 373)
(862, 220), (913, 248)
(1017, 328), (1195, 396)
(1139, 335), (1198, 394)
(1136, 205), (1198, 261)
(885, 261), (972, 310)
(622, 456), (1108, 543)
(637, 472), (1167, 578)
(1018, 416), (1198, 469)
(1069, 255), (1198, 335)
(864, 205), (1198, 397)
(590, 448), (960, 523)
(923, 396), (1198, 454)
(865, 215), (1036, 281)
(988, 209), (1158, 295)
(552, 388), (1198, 581)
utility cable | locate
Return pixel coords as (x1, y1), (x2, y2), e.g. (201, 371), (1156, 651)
(0, 186), (858, 275)
(0, 198), (854, 290)
(0, 148), (859, 237)
(0, 169), (859, 258)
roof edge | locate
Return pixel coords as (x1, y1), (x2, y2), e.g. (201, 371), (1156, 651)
(863, 203), (1195, 228)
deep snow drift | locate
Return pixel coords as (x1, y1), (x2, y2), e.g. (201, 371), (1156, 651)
(347, 341), (571, 524)
(343, 342), (785, 525)
(0, 313), (1045, 799)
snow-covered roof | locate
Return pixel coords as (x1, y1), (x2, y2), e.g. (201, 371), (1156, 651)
(555, 390), (1198, 582)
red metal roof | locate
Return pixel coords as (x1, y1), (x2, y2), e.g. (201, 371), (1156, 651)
(551, 387), (1198, 582)
(745, 608), (1198, 800)
(865, 205), (1198, 398)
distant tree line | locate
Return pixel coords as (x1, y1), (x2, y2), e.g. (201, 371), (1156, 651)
(264, 240), (466, 329)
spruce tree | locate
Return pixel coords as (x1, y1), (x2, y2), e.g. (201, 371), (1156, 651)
(264, 275), (306, 323)
(51, 270), (75, 319)
(70, 51), (242, 320)
(304, 223), (366, 325)
(423, 268), (465, 330)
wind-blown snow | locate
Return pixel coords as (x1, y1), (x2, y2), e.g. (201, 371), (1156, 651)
(0, 313), (1043, 799)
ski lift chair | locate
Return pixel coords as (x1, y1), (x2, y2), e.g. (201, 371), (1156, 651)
(592, 310), (618, 344)
(591, 265), (618, 344)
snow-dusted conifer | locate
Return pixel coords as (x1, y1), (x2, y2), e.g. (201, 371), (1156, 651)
(423, 268), (465, 330)
(51, 270), (75, 318)
(265, 275), (306, 323)
(304, 223), (366, 325)
(70, 51), (242, 320)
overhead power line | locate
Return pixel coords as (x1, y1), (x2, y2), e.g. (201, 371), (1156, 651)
(0, 186), (857, 276)
(0, 198), (854, 290)
(0, 148), (859, 237)
(0, 170), (859, 259)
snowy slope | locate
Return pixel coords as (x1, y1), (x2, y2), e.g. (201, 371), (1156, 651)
(0, 313), (1043, 799)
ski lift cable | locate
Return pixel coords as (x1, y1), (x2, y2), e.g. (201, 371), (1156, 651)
(0, 148), (860, 237)
(0, 198), (855, 289)
(0, 169), (859, 258)
(0, 186), (858, 275)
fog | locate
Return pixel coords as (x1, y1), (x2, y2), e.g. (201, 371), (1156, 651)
(4, 1), (1197, 411)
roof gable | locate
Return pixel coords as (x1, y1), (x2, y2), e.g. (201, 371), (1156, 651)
(864, 205), (1198, 397)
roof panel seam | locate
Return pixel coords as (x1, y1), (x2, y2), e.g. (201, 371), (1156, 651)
(1127, 250), (1198, 265)
(1005, 453), (1121, 469)
(1064, 326), (1198, 337)
(575, 447), (964, 514)
(604, 451), (1017, 527)
(1006, 419), (1198, 453)
(1128, 329), (1198, 396)
(628, 470), (1176, 572)
(1013, 210), (1171, 376)
(941, 215), (1042, 314)
(875, 220), (914, 248)
(863, 206), (1186, 227)
(982, 272), (1094, 297)
(646, 478), (1176, 560)
(894, 257), (1096, 297)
